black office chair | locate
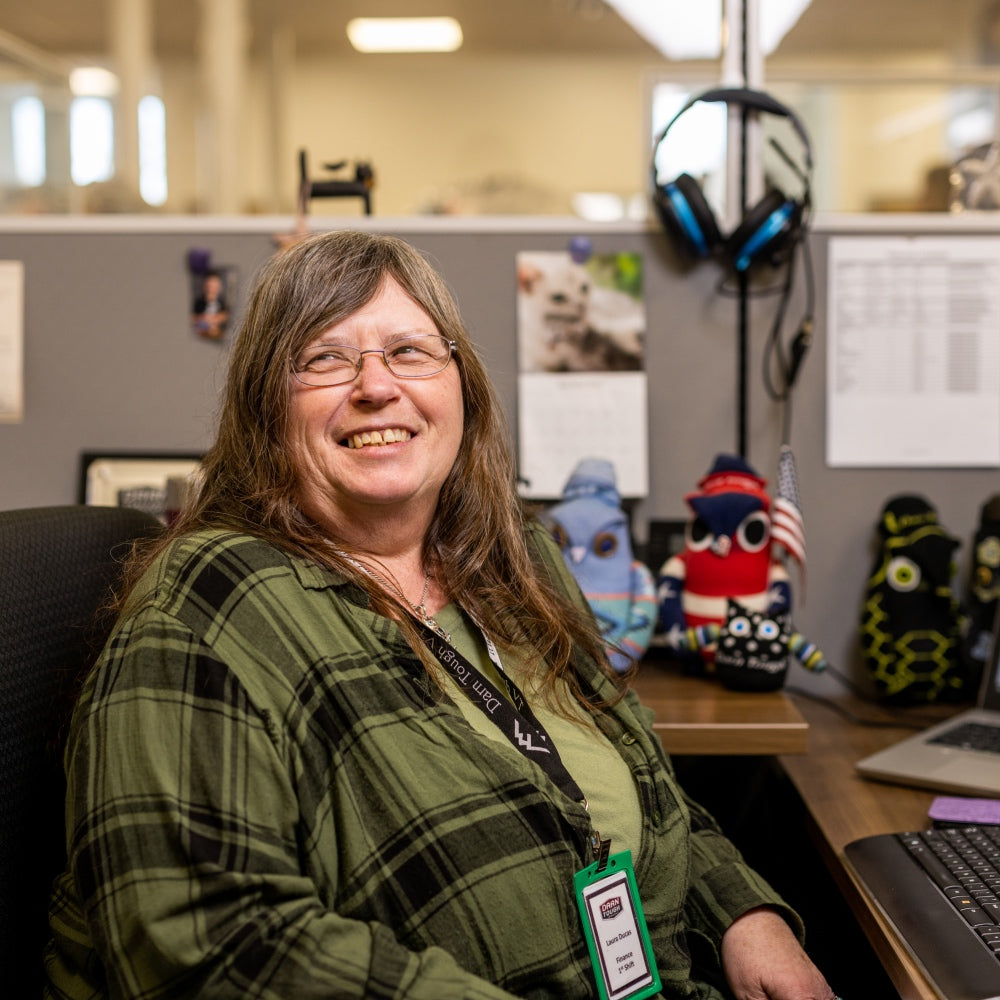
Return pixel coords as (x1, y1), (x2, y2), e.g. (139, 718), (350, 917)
(0, 505), (162, 995)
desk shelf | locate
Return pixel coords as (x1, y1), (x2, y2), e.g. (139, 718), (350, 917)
(630, 658), (809, 757)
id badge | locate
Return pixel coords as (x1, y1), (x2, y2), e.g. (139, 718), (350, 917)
(574, 850), (661, 1000)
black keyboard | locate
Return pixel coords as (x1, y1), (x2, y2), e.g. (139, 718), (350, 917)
(930, 722), (1000, 755)
(845, 826), (1000, 1000)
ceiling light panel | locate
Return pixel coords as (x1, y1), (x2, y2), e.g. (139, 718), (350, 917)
(346, 17), (464, 53)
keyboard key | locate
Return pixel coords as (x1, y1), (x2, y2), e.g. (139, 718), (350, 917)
(929, 722), (1000, 754)
(846, 825), (1000, 997)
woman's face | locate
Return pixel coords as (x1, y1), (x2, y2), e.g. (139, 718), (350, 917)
(286, 276), (464, 535)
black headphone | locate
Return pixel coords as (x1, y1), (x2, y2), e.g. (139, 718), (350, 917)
(651, 88), (813, 273)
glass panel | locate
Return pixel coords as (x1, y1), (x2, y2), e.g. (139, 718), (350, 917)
(650, 74), (1000, 215)
(768, 78), (1000, 213)
(1, 1), (998, 217)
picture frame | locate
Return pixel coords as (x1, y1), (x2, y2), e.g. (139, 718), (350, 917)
(79, 451), (203, 523)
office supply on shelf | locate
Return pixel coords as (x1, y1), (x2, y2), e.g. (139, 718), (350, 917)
(844, 825), (1000, 1000)
(298, 150), (374, 216)
(855, 609), (1000, 796)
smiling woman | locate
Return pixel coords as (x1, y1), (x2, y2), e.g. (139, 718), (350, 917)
(42, 229), (838, 1000)
(284, 273), (466, 561)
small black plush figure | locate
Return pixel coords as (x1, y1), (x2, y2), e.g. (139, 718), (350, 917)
(715, 602), (792, 692)
(860, 494), (967, 704)
(673, 598), (826, 692)
(961, 494), (1000, 689)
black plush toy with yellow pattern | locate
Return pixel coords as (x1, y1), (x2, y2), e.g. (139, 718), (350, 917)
(960, 494), (1000, 689)
(860, 494), (968, 704)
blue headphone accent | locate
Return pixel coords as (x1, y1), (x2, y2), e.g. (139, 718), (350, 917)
(731, 201), (796, 272)
(651, 87), (812, 273)
(664, 182), (711, 258)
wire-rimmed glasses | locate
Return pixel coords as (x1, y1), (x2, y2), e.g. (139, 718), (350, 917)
(291, 334), (457, 387)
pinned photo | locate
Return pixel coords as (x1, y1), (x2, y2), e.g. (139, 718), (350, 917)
(191, 268), (232, 340)
(516, 250), (645, 373)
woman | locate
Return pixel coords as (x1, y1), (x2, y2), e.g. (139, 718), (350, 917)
(45, 231), (837, 1000)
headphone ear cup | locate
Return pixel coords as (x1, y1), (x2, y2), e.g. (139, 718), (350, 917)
(653, 172), (722, 263)
(725, 189), (803, 272)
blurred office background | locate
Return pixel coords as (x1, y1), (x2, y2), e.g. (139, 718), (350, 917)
(2, 0), (1000, 218)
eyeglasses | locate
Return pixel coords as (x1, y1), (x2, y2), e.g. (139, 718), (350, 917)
(291, 334), (457, 387)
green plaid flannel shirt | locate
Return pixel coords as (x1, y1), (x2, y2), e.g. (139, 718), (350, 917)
(44, 526), (799, 999)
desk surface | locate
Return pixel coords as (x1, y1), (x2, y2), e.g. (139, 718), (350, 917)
(780, 691), (963, 1000)
(630, 658), (810, 756)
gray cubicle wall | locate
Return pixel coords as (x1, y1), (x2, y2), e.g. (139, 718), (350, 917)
(1, 215), (998, 693)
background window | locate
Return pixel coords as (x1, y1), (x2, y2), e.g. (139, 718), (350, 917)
(70, 96), (114, 187)
(12, 95), (45, 187)
(138, 95), (167, 206)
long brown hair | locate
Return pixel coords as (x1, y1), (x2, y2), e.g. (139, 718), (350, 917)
(126, 230), (615, 704)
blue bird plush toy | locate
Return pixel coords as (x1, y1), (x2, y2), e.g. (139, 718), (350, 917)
(542, 458), (657, 672)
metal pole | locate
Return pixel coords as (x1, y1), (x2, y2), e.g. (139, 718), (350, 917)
(722, 0), (765, 459)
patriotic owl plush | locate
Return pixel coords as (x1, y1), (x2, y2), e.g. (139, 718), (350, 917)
(657, 454), (791, 672)
(542, 458), (657, 672)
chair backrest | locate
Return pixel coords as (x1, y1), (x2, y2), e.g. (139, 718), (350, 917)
(0, 505), (162, 996)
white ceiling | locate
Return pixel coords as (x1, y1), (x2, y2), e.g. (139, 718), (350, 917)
(2, 0), (998, 65)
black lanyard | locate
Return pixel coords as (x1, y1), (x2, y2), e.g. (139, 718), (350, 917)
(416, 621), (588, 808)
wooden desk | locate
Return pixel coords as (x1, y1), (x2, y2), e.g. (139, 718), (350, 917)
(780, 692), (963, 1000)
(630, 657), (810, 756)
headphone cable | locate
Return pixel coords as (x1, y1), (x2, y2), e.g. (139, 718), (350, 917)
(762, 227), (815, 402)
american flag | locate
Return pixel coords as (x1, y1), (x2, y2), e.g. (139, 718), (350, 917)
(772, 444), (806, 570)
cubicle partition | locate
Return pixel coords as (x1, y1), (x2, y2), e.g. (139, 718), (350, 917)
(1, 214), (997, 693)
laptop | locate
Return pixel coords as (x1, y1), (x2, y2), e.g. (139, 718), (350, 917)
(855, 617), (1000, 796)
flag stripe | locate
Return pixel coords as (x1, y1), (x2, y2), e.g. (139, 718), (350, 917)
(773, 500), (806, 563)
(774, 445), (806, 567)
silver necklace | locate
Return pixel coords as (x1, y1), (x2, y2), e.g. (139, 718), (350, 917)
(338, 553), (452, 642)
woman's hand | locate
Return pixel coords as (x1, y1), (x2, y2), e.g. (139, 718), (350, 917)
(720, 906), (839, 1000)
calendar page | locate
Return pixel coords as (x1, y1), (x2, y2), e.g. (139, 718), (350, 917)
(517, 372), (648, 499)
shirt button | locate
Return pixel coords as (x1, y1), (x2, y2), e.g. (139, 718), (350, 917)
(621, 732), (637, 745)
